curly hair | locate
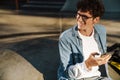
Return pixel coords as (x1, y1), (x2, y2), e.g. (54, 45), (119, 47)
(77, 0), (105, 18)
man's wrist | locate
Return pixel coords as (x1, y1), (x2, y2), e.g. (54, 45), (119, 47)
(85, 60), (92, 71)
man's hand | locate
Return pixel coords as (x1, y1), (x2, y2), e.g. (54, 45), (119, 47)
(85, 52), (111, 70)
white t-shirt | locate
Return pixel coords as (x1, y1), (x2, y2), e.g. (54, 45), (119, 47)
(68, 30), (101, 79)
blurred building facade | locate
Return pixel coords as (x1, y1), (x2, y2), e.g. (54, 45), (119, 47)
(0, 0), (120, 19)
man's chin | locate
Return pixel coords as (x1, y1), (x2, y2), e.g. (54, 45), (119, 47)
(79, 27), (86, 31)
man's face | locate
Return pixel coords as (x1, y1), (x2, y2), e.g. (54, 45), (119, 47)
(76, 11), (98, 31)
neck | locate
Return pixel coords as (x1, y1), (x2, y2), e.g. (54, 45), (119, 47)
(79, 28), (93, 36)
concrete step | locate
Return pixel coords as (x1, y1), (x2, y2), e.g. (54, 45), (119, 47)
(22, 5), (62, 12)
(28, 0), (65, 2)
(29, 1), (65, 4)
(21, 1), (65, 12)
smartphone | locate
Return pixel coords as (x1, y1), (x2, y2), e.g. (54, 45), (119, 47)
(94, 52), (111, 58)
(101, 53), (112, 57)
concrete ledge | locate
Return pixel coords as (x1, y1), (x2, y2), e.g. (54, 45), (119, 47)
(0, 49), (44, 80)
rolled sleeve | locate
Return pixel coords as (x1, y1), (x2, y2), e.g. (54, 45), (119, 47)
(68, 62), (90, 79)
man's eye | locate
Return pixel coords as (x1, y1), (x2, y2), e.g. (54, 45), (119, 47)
(82, 17), (87, 20)
(82, 16), (88, 19)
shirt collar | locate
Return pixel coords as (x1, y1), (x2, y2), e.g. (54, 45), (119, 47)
(72, 24), (81, 38)
(72, 24), (98, 39)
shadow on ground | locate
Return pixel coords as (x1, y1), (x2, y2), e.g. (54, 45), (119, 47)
(0, 35), (60, 80)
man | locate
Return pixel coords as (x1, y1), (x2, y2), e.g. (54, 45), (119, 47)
(58, 0), (112, 80)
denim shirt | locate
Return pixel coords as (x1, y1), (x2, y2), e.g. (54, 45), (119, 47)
(58, 24), (111, 80)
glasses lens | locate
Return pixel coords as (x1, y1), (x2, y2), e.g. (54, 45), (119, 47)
(77, 13), (92, 20)
(82, 15), (89, 20)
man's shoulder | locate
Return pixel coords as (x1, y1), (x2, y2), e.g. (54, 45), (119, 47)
(94, 24), (106, 34)
(94, 24), (106, 31)
(59, 27), (75, 39)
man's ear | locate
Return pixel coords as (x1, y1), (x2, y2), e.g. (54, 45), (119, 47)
(93, 17), (100, 24)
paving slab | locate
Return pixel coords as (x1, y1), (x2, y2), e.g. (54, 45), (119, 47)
(0, 9), (120, 80)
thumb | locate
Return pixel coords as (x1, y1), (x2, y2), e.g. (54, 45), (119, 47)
(91, 52), (100, 57)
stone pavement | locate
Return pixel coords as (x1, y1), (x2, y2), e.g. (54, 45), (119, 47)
(0, 9), (120, 80)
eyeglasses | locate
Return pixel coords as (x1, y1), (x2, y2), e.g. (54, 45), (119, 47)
(77, 13), (93, 24)
(77, 13), (92, 21)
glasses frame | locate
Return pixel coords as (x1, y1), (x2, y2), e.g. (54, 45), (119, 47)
(77, 13), (93, 24)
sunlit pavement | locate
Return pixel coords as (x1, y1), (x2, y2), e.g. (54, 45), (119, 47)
(0, 9), (120, 80)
